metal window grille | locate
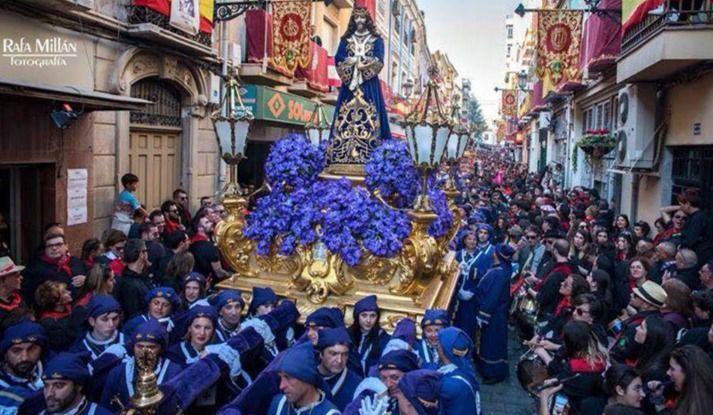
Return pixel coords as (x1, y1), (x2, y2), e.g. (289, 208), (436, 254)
(130, 78), (182, 127)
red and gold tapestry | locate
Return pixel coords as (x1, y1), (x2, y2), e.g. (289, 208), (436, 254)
(536, 10), (583, 95)
(271, 2), (312, 76)
(501, 89), (517, 118)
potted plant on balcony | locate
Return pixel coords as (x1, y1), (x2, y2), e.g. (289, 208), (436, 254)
(572, 128), (616, 172)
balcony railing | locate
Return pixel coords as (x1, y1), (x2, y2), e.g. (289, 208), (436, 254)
(126, 5), (212, 47)
(622, 0), (713, 52)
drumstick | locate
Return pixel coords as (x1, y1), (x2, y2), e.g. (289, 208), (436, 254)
(533, 373), (582, 393)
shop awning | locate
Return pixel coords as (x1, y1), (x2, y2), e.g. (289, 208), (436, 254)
(0, 77), (152, 111)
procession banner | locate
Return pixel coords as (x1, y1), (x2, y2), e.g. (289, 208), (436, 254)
(536, 10), (583, 95)
(501, 89), (517, 118)
(271, 2), (312, 76)
(622, 0), (664, 32)
(169, 0), (200, 35)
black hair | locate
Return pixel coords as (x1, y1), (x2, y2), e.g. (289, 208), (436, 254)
(342, 8), (379, 40)
(165, 230), (188, 250)
(603, 364), (640, 397)
(121, 173), (139, 188)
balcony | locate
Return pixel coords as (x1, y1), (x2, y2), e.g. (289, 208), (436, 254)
(126, 2), (214, 57)
(618, 0), (713, 82)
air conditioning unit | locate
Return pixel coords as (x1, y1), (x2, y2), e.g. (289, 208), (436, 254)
(615, 84), (657, 169)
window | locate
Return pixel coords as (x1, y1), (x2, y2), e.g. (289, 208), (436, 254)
(507, 25), (514, 39)
(506, 44), (512, 58)
(671, 146), (713, 212)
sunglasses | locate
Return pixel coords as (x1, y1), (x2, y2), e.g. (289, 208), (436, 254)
(673, 215), (687, 220)
(574, 307), (590, 316)
(526, 235), (538, 240)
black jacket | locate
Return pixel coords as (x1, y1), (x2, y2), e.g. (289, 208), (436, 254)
(114, 267), (155, 319)
(681, 209), (713, 266)
(21, 255), (86, 307)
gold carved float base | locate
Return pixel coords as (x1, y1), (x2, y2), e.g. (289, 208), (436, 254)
(215, 194), (462, 331)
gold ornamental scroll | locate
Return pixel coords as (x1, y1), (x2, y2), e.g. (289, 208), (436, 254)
(215, 194), (463, 333)
(536, 10), (583, 96)
(271, 2), (312, 76)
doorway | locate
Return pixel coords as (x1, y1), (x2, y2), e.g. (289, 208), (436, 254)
(129, 78), (183, 211)
(0, 165), (55, 263)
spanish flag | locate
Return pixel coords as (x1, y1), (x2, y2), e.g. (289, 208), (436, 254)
(622, 0), (664, 33)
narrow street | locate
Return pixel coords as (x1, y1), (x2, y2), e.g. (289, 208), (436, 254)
(479, 328), (535, 415)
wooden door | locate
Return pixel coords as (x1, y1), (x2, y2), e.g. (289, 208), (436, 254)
(129, 130), (180, 211)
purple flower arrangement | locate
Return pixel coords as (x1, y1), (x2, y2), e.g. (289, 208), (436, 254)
(244, 135), (452, 266)
(365, 140), (420, 208)
(264, 133), (325, 189)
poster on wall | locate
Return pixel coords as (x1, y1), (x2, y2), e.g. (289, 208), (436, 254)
(67, 169), (87, 226)
(170, 0), (200, 35)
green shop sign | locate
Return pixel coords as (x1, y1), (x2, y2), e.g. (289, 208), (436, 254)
(239, 84), (334, 126)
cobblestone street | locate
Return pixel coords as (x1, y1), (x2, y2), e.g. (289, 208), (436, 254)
(479, 327), (535, 415)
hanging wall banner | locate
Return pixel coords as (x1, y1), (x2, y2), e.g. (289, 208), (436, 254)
(271, 2), (312, 76)
(501, 89), (517, 118)
(170, 0), (200, 35)
(536, 10), (583, 95)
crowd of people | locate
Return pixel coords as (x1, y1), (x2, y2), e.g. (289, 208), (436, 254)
(1, 147), (713, 415)
(444, 152), (713, 415)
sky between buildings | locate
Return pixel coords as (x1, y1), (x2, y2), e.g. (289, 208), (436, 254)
(420, 0), (522, 122)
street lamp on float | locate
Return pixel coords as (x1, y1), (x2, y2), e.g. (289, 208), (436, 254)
(402, 67), (453, 215)
(211, 72), (254, 197)
(304, 99), (330, 148)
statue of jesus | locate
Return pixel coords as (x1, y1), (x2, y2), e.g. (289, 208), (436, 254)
(326, 4), (391, 171)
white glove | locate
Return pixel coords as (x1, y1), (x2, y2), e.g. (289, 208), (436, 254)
(458, 288), (474, 301)
(101, 343), (127, 360)
(205, 343), (242, 378)
(240, 318), (275, 344)
(359, 394), (389, 415)
(189, 298), (211, 309)
(353, 377), (387, 400)
(476, 317), (487, 328)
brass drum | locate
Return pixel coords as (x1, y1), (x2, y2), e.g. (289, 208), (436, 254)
(516, 349), (549, 397)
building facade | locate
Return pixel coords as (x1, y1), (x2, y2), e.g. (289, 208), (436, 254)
(503, 0), (713, 224)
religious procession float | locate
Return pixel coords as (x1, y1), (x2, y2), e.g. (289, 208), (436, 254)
(212, 5), (473, 329)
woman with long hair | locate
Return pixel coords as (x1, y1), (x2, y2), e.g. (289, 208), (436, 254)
(537, 320), (608, 414)
(80, 238), (102, 268)
(654, 208), (687, 246)
(348, 295), (390, 377)
(614, 214), (631, 235)
(162, 251), (195, 290)
(98, 229), (127, 276)
(666, 345), (713, 415)
(570, 229), (592, 274)
(661, 279), (693, 332)
(588, 269), (615, 322)
(73, 262), (117, 307)
(626, 315), (674, 380)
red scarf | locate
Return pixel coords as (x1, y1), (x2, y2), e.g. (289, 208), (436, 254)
(0, 293), (23, 312)
(570, 357), (606, 373)
(41, 253), (72, 277)
(554, 296), (572, 317)
(534, 262), (572, 291)
(191, 233), (209, 243)
(165, 218), (180, 233)
(40, 304), (72, 321)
